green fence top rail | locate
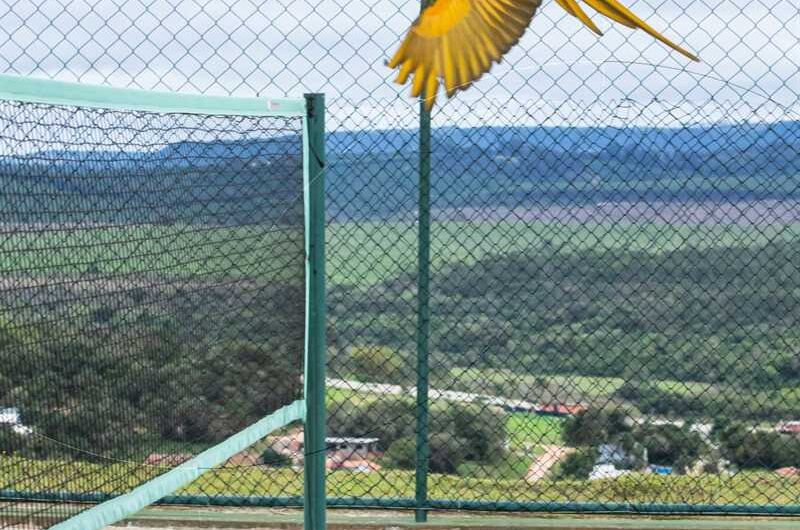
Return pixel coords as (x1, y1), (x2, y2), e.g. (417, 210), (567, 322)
(0, 74), (306, 117)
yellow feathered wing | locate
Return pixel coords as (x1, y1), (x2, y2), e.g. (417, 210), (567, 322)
(388, 0), (544, 111)
(389, 0), (699, 110)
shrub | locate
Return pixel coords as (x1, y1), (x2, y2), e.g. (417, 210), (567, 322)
(554, 447), (597, 480)
(428, 433), (466, 474)
(328, 396), (415, 451)
(382, 436), (415, 469)
(260, 447), (291, 467)
(719, 424), (800, 469)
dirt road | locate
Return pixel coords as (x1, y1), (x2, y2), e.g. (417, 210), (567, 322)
(525, 445), (575, 483)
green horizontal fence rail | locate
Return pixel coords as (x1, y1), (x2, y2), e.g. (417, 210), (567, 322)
(1, 0), (800, 525)
(9, 491), (800, 517)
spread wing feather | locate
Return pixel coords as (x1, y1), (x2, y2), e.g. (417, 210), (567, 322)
(389, 0), (698, 110)
(580, 0), (699, 60)
(388, 0), (543, 110)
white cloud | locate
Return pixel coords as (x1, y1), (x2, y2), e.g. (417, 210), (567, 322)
(0, 0), (797, 127)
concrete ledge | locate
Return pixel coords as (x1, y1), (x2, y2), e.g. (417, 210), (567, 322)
(114, 507), (800, 530)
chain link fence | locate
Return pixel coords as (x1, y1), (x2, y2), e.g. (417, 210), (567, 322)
(0, 92), (310, 530)
(1, 0), (800, 518)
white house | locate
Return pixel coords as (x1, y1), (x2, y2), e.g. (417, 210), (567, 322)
(589, 464), (630, 480)
(0, 407), (32, 436)
(0, 408), (19, 425)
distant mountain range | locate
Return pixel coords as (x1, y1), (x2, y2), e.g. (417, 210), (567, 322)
(1, 121), (798, 223)
(17, 134), (300, 169)
(325, 121), (800, 219)
(329, 121), (800, 156)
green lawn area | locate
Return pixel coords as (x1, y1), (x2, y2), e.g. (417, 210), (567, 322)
(326, 386), (375, 406)
(448, 367), (722, 409)
(448, 367), (626, 402)
(506, 413), (565, 451)
(655, 379), (716, 396)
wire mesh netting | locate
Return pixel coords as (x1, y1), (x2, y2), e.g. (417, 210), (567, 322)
(422, 99), (800, 507)
(0, 98), (307, 528)
(1, 0), (800, 520)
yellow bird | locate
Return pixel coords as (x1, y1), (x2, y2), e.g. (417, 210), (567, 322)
(388, 0), (699, 110)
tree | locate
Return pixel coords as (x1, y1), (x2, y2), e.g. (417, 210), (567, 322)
(435, 402), (506, 462)
(719, 424), (800, 470)
(637, 424), (704, 471)
(160, 399), (213, 442)
(330, 397), (505, 474)
(197, 340), (302, 440)
(383, 433), (468, 474)
(562, 408), (632, 447)
(428, 433), (466, 474)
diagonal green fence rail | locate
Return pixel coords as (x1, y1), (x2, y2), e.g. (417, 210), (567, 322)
(1, 0), (800, 525)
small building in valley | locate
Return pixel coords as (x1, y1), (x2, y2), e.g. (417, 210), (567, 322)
(536, 403), (587, 417)
(777, 421), (800, 435)
(0, 408), (20, 425)
(144, 454), (193, 466)
(268, 431), (382, 472)
(0, 407), (32, 435)
(326, 437), (382, 472)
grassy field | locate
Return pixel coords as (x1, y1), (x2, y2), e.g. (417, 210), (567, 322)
(3, 219), (795, 285)
(4, 456), (800, 506)
(506, 413), (565, 450)
(446, 367), (785, 421)
(448, 368), (627, 402)
(0, 224), (304, 280)
(326, 387), (375, 406)
(326, 386), (563, 456)
(5, 217), (800, 509)
(328, 220), (800, 285)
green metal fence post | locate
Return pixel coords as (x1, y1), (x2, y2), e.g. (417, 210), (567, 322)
(415, 68), (432, 525)
(304, 93), (327, 530)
